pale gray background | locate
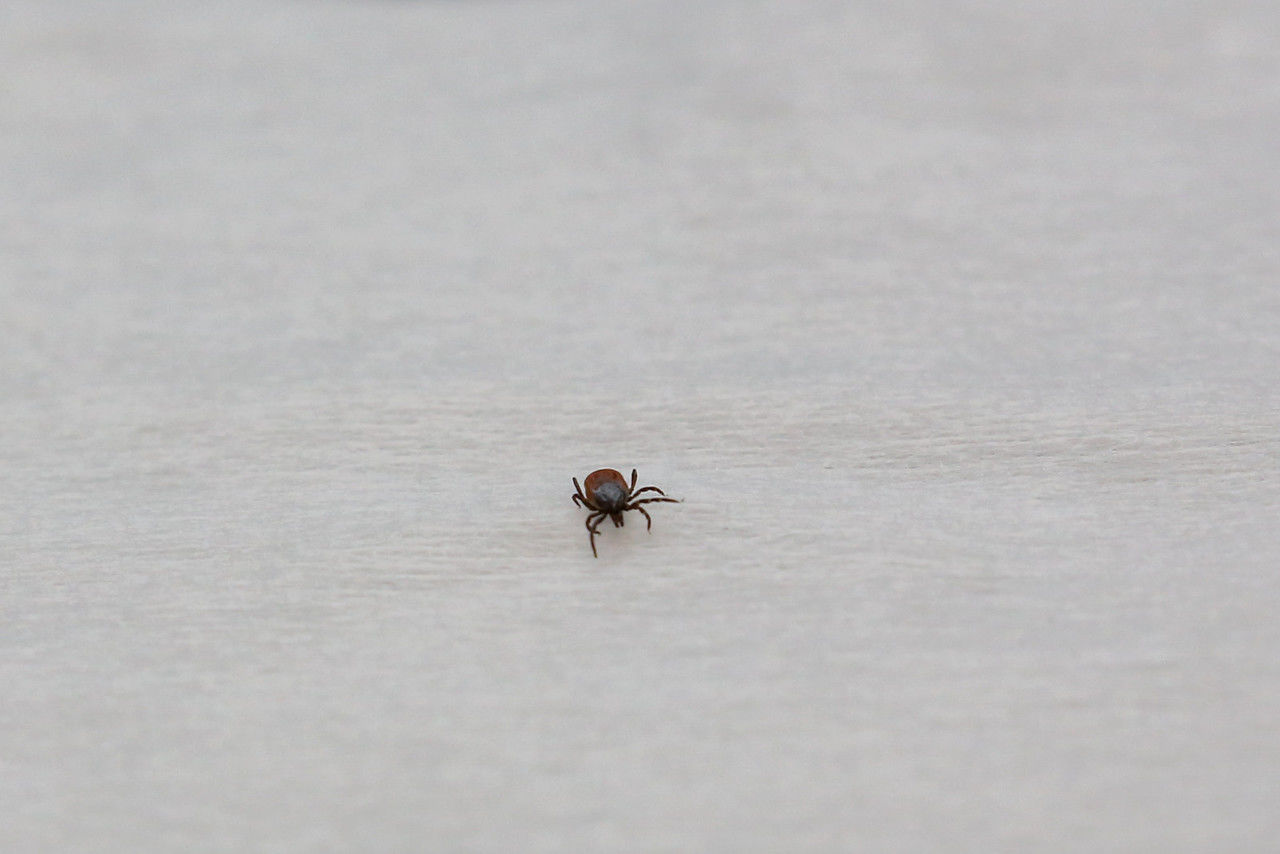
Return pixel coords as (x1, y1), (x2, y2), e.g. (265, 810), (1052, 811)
(3, 1), (1279, 851)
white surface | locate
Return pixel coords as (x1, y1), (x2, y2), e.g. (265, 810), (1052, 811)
(3, 1), (1279, 851)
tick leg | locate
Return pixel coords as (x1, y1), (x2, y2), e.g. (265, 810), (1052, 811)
(635, 505), (653, 531)
(630, 485), (666, 498)
(631, 496), (680, 506)
(585, 511), (604, 557)
(572, 478), (592, 507)
(629, 469), (639, 492)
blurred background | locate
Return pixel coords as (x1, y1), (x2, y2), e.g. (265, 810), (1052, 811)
(3, 1), (1279, 851)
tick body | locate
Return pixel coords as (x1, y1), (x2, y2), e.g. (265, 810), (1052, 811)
(572, 468), (679, 557)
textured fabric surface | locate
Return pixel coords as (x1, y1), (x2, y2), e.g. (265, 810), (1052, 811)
(3, 1), (1279, 851)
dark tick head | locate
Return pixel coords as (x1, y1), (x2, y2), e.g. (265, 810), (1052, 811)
(592, 482), (627, 513)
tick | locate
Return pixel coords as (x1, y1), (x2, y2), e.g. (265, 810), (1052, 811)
(571, 468), (679, 557)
